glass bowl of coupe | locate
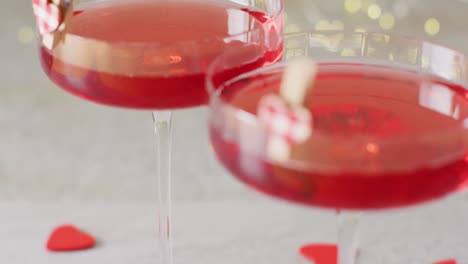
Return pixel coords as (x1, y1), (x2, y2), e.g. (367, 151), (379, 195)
(32, 0), (283, 263)
(206, 0), (468, 262)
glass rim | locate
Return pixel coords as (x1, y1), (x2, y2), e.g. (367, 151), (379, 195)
(40, 0), (284, 48)
(206, 32), (468, 172)
(207, 31), (468, 94)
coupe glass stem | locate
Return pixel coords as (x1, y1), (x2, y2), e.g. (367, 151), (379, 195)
(152, 111), (173, 264)
(338, 212), (361, 264)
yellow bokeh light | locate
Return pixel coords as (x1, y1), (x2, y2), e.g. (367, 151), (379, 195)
(341, 48), (356, 56)
(367, 4), (382, 20)
(379, 13), (395, 30)
(344, 0), (361, 14)
(17, 26), (34, 44)
(425, 18), (440, 36)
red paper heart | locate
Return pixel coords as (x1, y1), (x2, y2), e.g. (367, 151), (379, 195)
(300, 244), (456, 264)
(434, 260), (457, 264)
(299, 244), (337, 264)
(47, 225), (96, 252)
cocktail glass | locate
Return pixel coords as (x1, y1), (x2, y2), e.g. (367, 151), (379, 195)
(33, 0), (283, 262)
(207, 31), (468, 263)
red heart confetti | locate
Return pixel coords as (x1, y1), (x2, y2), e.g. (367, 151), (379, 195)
(434, 260), (457, 264)
(299, 244), (337, 264)
(300, 244), (457, 264)
(46, 224), (96, 252)
(32, 0), (62, 35)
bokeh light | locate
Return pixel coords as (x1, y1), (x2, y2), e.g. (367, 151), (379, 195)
(424, 18), (440, 36)
(344, 0), (361, 14)
(367, 4), (382, 20)
(379, 13), (395, 30)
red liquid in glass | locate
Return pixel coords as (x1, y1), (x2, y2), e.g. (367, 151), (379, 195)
(210, 63), (468, 210)
(39, 0), (283, 109)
